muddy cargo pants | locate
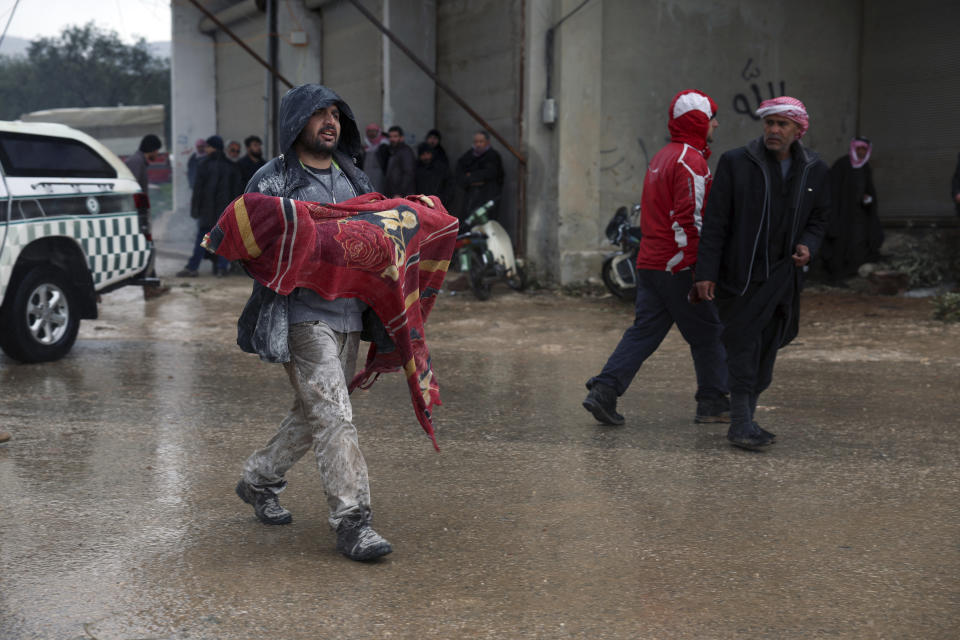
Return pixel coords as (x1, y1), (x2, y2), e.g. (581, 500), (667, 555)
(243, 321), (371, 528)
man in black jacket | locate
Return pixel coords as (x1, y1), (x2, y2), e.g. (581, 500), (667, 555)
(694, 96), (829, 450)
(383, 125), (415, 197)
(455, 131), (504, 222)
(177, 136), (242, 277)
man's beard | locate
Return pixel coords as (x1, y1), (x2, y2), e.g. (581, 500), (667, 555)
(250, 150), (262, 160)
(299, 128), (338, 155)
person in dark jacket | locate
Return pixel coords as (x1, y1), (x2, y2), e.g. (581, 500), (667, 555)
(820, 137), (882, 282)
(582, 90), (728, 428)
(125, 134), (170, 298)
(952, 152), (960, 216)
(455, 131), (504, 222)
(415, 142), (450, 202)
(694, 96), (829, 451)
(186, 138), (206, 189)
(383, 126), (415, 197)
(236, 135), (266, 188)
(425, 129), (450, 175)
(232, 83), (393, 562)
(177, 135), (242, 276)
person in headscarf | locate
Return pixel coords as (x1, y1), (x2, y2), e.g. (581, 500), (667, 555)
(583, 89), (729, 429)
(362, 122), (388, 193)
(232, 84), (394, 562)
(820, 137), (882, 282)
(694, 96), (829, 450)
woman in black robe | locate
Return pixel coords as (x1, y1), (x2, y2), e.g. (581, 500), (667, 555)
(821, 137), (883, 281)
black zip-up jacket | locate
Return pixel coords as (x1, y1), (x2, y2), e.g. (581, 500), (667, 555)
(696, 137), (830, 296)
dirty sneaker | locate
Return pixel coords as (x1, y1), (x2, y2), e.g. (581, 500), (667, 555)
(235, 479), (292, 525)
(336, 513), (393, 561)
(695, 395), (731, 423)
(582, 381), (625, 426)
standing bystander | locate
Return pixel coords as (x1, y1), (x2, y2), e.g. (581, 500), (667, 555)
(583, 90), (729, 427)
(176, 136), (242, 277)
(455, 131), (503, 222)
(820, 137), (882, 282)
(383, 126), (415, 197)
(237, 135), (266, 188)
(125, 134), (170, 299)
(694, 96), (829, 450)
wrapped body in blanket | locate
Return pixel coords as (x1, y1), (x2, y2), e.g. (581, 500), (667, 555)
(203, 191), (459, 450)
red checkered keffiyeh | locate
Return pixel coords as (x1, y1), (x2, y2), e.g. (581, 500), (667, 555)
(755, 96), (809, 139)
(203, 192), (459, 450)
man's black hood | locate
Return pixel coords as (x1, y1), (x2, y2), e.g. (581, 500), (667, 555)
(277, 84), (363, 164)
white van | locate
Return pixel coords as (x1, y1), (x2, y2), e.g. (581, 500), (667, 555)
(0, 121), (156, 362)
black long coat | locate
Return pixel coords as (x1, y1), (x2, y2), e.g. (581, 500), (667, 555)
(455, 147), (503, 220)
(190, 151), (243, 228)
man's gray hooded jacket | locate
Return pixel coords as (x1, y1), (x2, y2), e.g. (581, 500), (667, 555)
(237, 84), (378, 363)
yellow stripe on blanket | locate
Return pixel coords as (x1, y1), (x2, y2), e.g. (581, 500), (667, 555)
(404, 358), (417, 378)
(404, 289), (419, 311)
(418, 259), (450, 273)
(235, 198), (262, 259)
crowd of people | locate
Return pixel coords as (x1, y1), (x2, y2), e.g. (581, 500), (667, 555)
(176, 120), (503, 280)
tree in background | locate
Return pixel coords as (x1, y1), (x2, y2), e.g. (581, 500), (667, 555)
(0, 22), (170, 138)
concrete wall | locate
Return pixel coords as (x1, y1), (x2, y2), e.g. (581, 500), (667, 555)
(320, 0), (384, 129)
(522, 0), (560, 278)
(382, 0), (436, 145)
(860, 0), (960, 221)
(170, 2), (217, 220)
(213, 14), (269, 148)
(436, 0), (523, 239)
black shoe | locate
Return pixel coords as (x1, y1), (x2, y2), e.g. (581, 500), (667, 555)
(753, 422), (776, 442)
(726, 421), (774, 451)
(582, 381), (625, 426)
(235, 480), (292, 525)
(695, 395), (731, 424)
(336, 512), (393, 561)
(176, 268), (198, 278)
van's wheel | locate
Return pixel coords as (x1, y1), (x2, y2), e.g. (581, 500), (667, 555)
(0, 266), (80, 362)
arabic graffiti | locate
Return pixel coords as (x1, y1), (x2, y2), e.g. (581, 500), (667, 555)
(733, 59), (786, 120)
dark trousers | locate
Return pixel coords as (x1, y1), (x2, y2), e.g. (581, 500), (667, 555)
(186, 220), (228, 272)
(717, 282), (790, 425)
(590, 269), (728, 401)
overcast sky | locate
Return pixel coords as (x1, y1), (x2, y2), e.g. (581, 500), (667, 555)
(1, 0), (171, 45)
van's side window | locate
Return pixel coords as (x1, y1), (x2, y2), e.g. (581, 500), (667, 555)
(0, 132), (116, 179)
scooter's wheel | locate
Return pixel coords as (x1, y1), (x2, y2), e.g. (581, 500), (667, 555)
(468, 255), (492, 300)
(601, 256), (635, 301)
(506, 264), (527, 291)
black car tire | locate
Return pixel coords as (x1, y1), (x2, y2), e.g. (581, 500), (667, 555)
(0, 265), (81, 363)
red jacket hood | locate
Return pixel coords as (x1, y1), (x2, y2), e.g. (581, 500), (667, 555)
(667, 90), (716, 159)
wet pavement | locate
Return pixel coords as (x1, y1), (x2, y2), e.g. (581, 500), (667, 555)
(1, 252), (958, 639)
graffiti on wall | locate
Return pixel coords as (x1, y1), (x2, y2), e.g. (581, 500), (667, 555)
(733, 58), (786, 120)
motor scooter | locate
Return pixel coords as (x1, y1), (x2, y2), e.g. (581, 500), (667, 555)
(454, 200), (526, 300)
(601, 203), (642, 300)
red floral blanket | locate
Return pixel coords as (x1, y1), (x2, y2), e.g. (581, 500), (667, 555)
(203, 192), (459, 450)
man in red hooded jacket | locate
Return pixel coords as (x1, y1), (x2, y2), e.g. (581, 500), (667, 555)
(583, 89), (729, 427)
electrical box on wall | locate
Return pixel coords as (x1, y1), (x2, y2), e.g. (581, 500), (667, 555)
(289, 30), (308, 46)
(542, 98), (557, 125)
